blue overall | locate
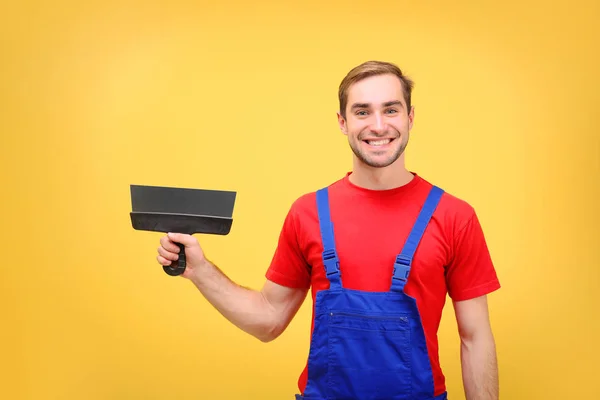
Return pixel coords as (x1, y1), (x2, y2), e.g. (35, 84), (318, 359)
(295, 185), (448, 400)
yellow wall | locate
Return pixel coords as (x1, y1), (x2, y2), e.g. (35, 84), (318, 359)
(1, 0), (598, 398)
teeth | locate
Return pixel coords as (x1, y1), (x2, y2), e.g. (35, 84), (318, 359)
(367, 139), (390, 146)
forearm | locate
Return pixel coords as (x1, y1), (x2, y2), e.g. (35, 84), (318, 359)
(460, 334), (499, 400)
(188, 258), (278, 342)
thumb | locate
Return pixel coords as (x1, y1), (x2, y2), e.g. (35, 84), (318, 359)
(167, 232), (196, 247)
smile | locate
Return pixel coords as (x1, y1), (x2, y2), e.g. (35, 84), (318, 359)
(363, 138), (395, 147)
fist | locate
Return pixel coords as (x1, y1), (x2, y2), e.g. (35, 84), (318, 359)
(157, 232), (206, 279)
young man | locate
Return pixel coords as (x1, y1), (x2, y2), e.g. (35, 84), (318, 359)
(157, 61), (501, 400)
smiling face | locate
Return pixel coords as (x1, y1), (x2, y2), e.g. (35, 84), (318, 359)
(338, 73), (414, 169)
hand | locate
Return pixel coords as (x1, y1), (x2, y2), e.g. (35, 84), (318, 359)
(157, 232), (207, 279)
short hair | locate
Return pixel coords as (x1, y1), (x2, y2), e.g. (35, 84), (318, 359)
(338, 60), (414, 119)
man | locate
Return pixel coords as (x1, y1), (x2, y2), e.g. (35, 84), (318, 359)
(157, 60), (501, 400)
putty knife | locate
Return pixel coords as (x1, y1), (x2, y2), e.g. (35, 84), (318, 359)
(129, 184), (237, 276)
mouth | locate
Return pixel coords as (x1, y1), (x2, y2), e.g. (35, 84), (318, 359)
(362, 138), (396, 148)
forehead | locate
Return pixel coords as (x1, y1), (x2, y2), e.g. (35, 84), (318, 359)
(347, 74), (405, 106)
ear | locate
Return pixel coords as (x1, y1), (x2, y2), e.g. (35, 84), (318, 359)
(337, 112), (348, 136)
(408, 106), (415, 130)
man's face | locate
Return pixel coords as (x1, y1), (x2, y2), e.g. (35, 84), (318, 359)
(338, 74), (414, 168)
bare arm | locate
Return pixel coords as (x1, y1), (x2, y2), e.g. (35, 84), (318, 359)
(453, 295), (499, 400)
(189, 259), (308, 342)
(157, 233), (308, 342)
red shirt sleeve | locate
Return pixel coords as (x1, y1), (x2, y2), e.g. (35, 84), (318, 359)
(265, 199), (312, 289)
(445, 210), (501, 301)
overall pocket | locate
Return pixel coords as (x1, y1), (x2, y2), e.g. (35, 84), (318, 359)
(327, 311), (412, 400)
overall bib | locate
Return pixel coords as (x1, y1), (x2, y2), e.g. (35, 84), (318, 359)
(296, 185), (448, 400)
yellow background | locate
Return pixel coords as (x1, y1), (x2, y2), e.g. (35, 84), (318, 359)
(1, 0), (598, 398)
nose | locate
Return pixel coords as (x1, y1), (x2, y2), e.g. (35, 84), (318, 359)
(370, 112), (386, 134)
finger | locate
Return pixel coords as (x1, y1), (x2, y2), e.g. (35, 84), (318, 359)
(156, 254), (173, 266)
(157, 246), (179, 262)
(160, 235), (181, 253)
(167, 232), (195, 247)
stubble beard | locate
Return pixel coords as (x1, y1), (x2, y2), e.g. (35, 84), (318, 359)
(349, 129), (408, 168)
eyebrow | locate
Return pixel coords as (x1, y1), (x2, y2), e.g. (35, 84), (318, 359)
(350, 100), (404, 110)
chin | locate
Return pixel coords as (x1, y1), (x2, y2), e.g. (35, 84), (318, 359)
(363, 149), (405, 168)
(365, 159), (399, 169)
(358, 152), (401, 168)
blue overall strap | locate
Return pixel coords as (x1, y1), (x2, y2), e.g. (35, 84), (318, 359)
(391, 185), (444, 292)
(316, 187), (342, 290)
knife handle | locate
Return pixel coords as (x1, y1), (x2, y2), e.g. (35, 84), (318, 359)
(163, 243), (186, 276)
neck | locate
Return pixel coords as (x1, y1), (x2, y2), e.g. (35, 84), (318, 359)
(349, 155), (414, 190)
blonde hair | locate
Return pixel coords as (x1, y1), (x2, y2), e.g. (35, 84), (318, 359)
(338, 60), (414, 119)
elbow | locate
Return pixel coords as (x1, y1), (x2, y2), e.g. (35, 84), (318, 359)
(255, 326), (275, 342)
(257, 334), (276, 343)
(460, 328), (496, 351)
(256, 323), (284, 343)
(256, 332), (278, 343)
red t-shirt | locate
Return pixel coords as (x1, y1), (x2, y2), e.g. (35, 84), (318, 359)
(265, 172), (501, 396)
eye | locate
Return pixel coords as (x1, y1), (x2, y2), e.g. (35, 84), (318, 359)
(356, 110), (368, 116)
(385, 108), (398, 114)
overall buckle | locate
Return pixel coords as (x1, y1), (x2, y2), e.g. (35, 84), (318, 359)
(322, 248), (340, 276)
(392, 254), (412, 281)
